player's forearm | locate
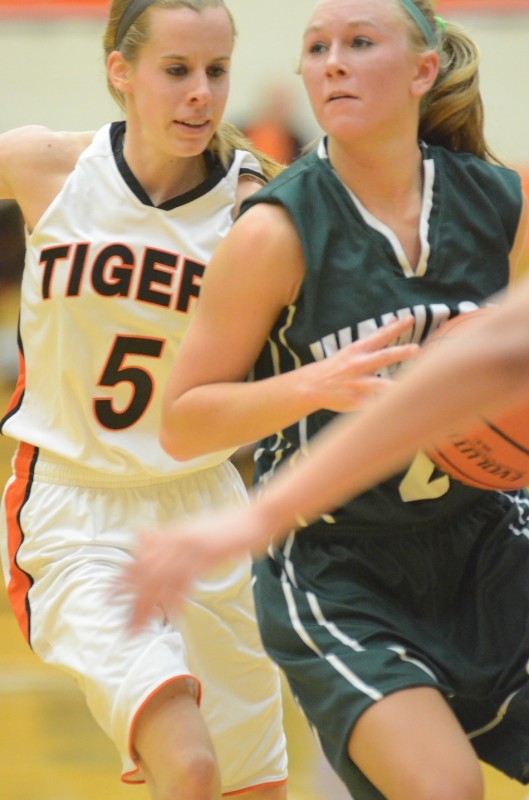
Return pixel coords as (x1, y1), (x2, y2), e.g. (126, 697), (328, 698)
(159, 368), (323, 461)
(160, 314), (419, 462)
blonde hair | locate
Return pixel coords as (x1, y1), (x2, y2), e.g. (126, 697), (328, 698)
(394, 0), (498, 162)
(103, 0), (283, 180)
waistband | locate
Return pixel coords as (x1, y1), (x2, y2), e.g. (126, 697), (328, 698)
(11, 442), (228, 489)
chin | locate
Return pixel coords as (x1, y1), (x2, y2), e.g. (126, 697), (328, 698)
(171, 139), (210, 159)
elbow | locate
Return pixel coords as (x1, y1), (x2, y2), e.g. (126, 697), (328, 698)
(160, 394), (227, 462)
(159, 426), (203, 462)
(159, 397), (202, 461)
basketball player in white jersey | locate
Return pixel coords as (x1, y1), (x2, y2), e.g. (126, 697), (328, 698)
(0, 2), (294, 798)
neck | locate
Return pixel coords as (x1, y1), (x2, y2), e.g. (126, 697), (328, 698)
(122, 127), (208, 206)
(327, 136), (424, 210)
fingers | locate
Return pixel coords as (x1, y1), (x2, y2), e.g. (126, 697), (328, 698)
(114, 532), (186, 632)
(360, 342), (420, 372)
(116, 563), (160, 633)
(339, 315), (420, 376)
(310, 317), (420, 413)
(338, 342), (419, 382)
(359, 315), (416, 352)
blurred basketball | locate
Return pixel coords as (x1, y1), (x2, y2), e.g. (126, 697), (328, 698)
(425, 309), (529, 491)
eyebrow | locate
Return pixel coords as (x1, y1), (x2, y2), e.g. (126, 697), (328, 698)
(304, 19), (377, 35)
(160, 54), (232, 61)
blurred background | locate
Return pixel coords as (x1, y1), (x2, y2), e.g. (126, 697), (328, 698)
(0, 1), (528, 798)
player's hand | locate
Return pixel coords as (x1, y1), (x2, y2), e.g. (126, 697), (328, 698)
(117, 506), (268, 631)
(301, 315), (419, 413)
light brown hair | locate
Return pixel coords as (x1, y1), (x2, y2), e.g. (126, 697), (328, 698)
(395, 0), (498, 162)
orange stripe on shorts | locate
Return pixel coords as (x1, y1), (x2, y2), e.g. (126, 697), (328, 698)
(4, 441), (37, 643)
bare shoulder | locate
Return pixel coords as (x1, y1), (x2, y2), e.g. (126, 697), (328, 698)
(0, 126), (94, 175)
(0, 126), (95, 225)
(0, 125), (95, 195)
(214, 201), (305, 307)
(233, 200), (301, 250)
(233, 175), (266, 217)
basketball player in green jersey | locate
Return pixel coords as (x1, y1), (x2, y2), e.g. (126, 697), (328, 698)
(121, 1), (529, 799)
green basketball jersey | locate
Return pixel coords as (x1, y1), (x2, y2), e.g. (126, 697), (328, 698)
(241, 139), (524, 533)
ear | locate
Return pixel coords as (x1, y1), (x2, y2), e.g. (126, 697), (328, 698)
(107, 50), (133, 95)
(411, 50), (440, 99)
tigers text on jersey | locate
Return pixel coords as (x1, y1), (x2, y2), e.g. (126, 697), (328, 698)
(1, 122), (264, 477)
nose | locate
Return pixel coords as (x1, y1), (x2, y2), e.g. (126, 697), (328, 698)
(187, 71), (212, 104)
(325, 43), (349, 77)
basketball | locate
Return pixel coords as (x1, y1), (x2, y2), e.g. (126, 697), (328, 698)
(425, 309), (529, 491)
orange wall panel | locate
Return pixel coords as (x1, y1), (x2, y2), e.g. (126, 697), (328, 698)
(0, 0), (107, 17)
(438, 0), (529, 11)
(1, 0), (529, 13)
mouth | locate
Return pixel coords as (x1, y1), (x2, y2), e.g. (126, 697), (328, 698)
(327, 93), (357, 103)
(175, 119), (211, 130)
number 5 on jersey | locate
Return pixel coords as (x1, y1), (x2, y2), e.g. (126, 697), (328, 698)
(94, 335), (165, 430)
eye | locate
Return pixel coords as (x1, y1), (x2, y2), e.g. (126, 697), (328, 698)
(207, 64), (228, 79)
(351, 35), (373, 48)
(166, 64), (188, 77)
(309, 42), (327, 53)
(307, 41), (328, 55)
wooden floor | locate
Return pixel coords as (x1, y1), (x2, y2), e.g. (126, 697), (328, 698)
(0, 353), (528, 799)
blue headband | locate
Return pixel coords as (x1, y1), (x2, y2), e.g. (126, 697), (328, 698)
(399, 0), (437, 48)
(115, 0), (157, 49)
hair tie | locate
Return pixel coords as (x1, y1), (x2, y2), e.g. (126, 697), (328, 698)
(435, 15), (447, 35)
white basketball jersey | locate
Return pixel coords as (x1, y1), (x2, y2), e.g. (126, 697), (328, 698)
(1, 123), (264, 477)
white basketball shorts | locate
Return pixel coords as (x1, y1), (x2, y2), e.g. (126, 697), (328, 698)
(0, 449), (287, 794)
